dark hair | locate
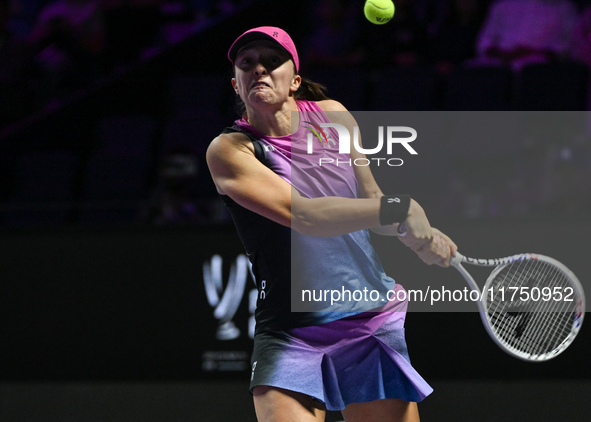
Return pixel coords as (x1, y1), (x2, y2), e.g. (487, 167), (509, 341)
(234, 76), (330, 117)
(295, 77), (330, 102)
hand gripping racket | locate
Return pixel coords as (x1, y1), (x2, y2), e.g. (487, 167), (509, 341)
(451, 252), (585, 361)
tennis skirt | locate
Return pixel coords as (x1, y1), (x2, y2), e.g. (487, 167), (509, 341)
(249, 284), (433, 411)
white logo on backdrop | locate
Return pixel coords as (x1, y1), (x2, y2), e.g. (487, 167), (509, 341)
(203, 254), (257, 340)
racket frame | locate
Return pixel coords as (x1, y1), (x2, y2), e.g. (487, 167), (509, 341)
(451, 252), (585, 361)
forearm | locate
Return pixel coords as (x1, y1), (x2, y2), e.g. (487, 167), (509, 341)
(291, 196), (381, 237)
(292, 195), (421, 238)
(370, 223), (402, 236)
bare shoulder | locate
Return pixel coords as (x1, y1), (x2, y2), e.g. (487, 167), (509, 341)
(316, 99), (356, 128)
(206, 131), (256, 186)
(208, 131), (253, 154)
(206, 131), (255, 164)
(316, 99), (348, 112)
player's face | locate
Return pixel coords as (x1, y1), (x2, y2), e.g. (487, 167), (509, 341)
(232, 40), (301, 109)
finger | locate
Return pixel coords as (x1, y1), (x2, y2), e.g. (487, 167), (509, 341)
(432, 228), (458, 255)
(435, 249), (452, 268)
(425, 236), (452, 267)
(399, 236), (431, 251)
(415, 242), (443, 266)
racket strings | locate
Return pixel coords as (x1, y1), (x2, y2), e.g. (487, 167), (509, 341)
(516, 262), (571, 353)
(485, 259), (576, 358)
(507, 264), (573, 356)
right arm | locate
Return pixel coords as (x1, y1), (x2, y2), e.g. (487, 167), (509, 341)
(207, 132), (453, 265)
(206, 132), (383, 237)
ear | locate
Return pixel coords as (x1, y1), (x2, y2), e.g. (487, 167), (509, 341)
(231, 78), (239, 93)
(290, 75), (302, 92)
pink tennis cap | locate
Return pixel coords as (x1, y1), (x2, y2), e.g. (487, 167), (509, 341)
(228, 26), (299, 72)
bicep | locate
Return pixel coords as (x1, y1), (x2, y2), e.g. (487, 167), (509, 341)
(206, 136), (294, 227)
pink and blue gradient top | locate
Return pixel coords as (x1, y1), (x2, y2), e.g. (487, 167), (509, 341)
(234, 100), (396, 318)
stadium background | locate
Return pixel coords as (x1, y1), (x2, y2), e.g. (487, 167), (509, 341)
(1, 1), (590, 420)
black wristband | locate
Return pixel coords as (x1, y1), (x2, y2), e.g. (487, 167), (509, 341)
(380, 195), (411, 225)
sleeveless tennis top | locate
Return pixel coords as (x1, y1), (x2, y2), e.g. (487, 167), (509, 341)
(221, 100), (396, 334)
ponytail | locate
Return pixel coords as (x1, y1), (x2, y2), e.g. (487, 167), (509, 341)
(294, 78), (330, 102)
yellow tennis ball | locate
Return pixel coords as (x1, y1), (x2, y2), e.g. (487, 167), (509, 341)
(364, 0), (395, 25)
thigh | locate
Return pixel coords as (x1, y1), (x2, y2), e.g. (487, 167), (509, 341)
(341, 398), (420, 422)
(253, 385), (327, 422)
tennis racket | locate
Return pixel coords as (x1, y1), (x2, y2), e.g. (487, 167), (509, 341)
(451, 252), (585, 361)
(398, 224), (585, 361)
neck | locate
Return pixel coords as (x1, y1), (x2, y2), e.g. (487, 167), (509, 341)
(245, 97), (300, 137)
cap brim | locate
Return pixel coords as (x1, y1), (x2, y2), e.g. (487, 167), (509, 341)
(228, 32), (279, 63)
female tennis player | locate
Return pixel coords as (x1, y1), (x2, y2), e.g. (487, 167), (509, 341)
(207, 26), (457, 422)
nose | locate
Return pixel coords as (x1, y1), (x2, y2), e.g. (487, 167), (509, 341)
(253, 62), (267, 75)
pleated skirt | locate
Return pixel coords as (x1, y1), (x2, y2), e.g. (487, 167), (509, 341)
(249, 283), (433, 411)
